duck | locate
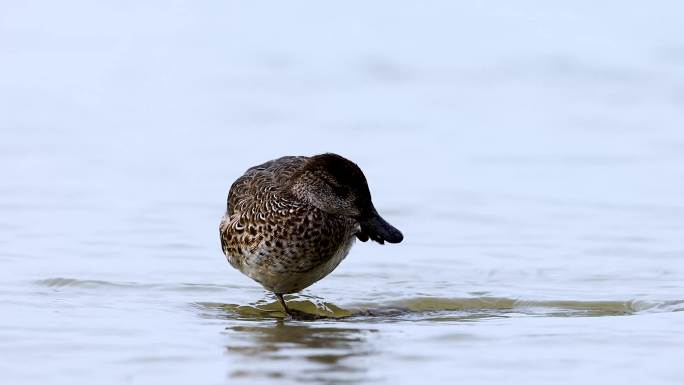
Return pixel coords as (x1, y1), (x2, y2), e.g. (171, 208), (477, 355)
(219, 153), (403, 318)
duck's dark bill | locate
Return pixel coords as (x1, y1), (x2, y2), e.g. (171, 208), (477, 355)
(358, 214), (403, 244)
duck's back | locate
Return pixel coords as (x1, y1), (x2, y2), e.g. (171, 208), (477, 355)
(219, 156), (357, 294)
(226, 156), (308, 216)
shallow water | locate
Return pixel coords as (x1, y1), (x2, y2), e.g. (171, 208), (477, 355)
(2, 1), (684, 384)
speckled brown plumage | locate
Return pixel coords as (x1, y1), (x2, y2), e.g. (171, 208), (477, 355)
(219, 153), (403, 315)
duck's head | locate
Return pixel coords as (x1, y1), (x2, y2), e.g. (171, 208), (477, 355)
(291, 153), (403, 244)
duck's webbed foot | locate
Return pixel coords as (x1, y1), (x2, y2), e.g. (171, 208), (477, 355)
(285, 308), (321, 320)
(275, 293), (321, 320)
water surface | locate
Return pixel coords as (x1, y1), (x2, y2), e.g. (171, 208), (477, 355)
(2, 1), (684, 384)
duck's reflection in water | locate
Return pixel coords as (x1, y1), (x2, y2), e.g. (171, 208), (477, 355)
(224, 320), (376, 384)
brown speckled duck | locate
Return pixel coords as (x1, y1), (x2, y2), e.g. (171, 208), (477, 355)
(219, 153), (403, 317)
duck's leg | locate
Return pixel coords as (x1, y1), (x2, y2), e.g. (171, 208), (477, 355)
(275, 293), (291, 316)
(275, 293), (319, 320)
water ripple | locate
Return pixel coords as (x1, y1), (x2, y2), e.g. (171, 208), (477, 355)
(34, 277), (243, 292)
(194, 296), (684, 321)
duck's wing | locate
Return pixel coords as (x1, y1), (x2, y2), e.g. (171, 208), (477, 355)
(222, 156), (309, 257)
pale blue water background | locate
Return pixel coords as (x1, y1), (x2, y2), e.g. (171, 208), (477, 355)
(2, 1), (684, 384)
